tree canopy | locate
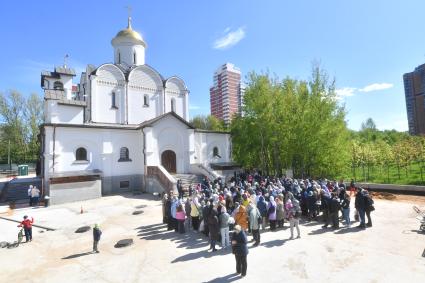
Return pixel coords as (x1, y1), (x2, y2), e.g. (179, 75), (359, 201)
(231, 66), (349, 178)
(190, 114), (225, 131)
(0, 90), (43, 163)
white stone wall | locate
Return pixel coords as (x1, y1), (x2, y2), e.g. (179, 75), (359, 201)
(165, 77), (188, 120)
(91, 64), (126, 124)
(194, 131), (231, 166)
(43, 126), (143, 178)
(128, 66), (163, 124)
(144, 115), (193, 173)
(45, 101), (84, 124)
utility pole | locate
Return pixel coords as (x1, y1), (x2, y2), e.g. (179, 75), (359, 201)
(8, 140), (11, 171)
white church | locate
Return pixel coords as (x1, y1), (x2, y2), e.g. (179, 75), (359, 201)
(40, 17), (235, 204)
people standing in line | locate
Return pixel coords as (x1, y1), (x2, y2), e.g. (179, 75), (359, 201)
(184, 198), (192, 231)
(31, 186), (40, 207)
(268, 196), (277, 231)
(177, 179), (184, 200)
(219, 206), (230, 249)
(166, 195), (173, 231)
(232, 225), (248, 278)
(171, 196), (179, 232)
(363, 190), (374, 227)
(202, 201), (211, 237)
(248, 204), (261, 246)
(235, 204), (248, 232)
(28, 185), (33, 206)
(176, 204), (186, 234)
(190, 197), (201, 231)
(162, 193), (168, 224)
(323, 193), (340, 229)
(285, 199), (301, 239)
(92, 224), (102, 253)
(340, 191), (351, 227)
(276, 195), (285, 228)
(17, 215), (34, 242)
(355, 187), (366, 229)
(257, 195), (268, 231)
(208, 208), (220, 252)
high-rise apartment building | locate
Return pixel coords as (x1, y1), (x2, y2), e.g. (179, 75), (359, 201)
(210, 63), (244, 125)
(403, 64), (425, 135)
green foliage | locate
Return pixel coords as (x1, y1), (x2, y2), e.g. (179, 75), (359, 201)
(190, 115), (225, 131)
(343, 118), (425, 184)
(231, 66), (349, 177)
(0, 90), (43, 164)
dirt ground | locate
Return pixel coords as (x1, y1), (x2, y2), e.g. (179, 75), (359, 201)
(0, 193), (424, 283)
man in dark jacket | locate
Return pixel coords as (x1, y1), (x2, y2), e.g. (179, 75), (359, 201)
(322, 193), (340, 229)
(257, 195), (268, 231)
(232, 225), (248, 277)
(208, 208), (220, 252)
(355, 188), (366, 229)
(93, 224), (102, 253)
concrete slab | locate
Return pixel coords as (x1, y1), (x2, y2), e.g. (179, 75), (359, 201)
(0, 193), (424, 283)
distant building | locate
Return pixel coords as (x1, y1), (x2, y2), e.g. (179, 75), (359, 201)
(210, 63), (244, 125)
(404, 64), (425, 135)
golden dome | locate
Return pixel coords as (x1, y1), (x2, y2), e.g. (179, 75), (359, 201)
(113, 17), (146, 47)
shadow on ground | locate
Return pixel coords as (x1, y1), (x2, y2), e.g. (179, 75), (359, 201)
(62, 251), (93, 259)
(334, 227), (363, 234)
(203, 273), (241, 282)
(136, 223), (211, 251)
(262, 239), (289, 248)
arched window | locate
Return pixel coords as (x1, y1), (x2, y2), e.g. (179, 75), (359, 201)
(213, 146), (221, 158)
(171, 98), (176, 112)
(143, 94), (149, 106)
(118, 51), (121, 64)
(133, 52), (137, 64)
(111, 92), (118, 109)
(118, 147), (131, 162)
(76, 147), (87, 161)
(53, 81), (63, 90)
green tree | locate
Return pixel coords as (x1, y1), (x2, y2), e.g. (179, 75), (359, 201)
(0, 91), (44, 164)
(190, 115), (225, 131)
(231, 66), (349, 178)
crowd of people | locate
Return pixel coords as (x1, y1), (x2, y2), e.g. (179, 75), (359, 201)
(163, 173), (376, 276)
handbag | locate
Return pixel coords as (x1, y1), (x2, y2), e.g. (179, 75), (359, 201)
(369, 205), (375, 211)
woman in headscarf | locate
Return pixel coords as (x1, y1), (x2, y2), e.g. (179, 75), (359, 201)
(276, 194), (285, 228)
(268, 196), (277, 231)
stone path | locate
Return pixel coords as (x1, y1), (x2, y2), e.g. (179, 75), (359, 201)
(0, 193), (424, 283)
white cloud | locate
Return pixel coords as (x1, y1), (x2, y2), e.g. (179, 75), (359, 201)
(213, 27), (246, 50)
(336, 82), (394, 100)
(189, 104), (201, 110)
(336, 87), (356, 98)
(359, 83), (393, 92)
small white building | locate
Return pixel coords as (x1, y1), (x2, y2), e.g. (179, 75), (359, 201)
(40, 17), (234, 204)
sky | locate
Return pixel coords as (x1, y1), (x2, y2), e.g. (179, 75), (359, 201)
(0, 0), (424, 131)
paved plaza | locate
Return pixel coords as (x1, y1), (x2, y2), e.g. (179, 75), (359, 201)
(0, 194), (424, 283)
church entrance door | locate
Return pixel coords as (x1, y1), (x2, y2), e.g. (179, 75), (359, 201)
(161, 150), (176, 173)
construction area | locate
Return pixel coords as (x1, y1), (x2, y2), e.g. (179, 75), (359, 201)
(0, 191), (424, 283)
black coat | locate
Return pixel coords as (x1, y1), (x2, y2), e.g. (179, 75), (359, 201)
(232, 230), (248, 256)
(93, 227), (102, 241)
(355, 193), (366, 210)
(208, 210), (220, 241)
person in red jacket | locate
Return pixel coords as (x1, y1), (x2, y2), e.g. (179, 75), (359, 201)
(17, 215), (34, 242)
